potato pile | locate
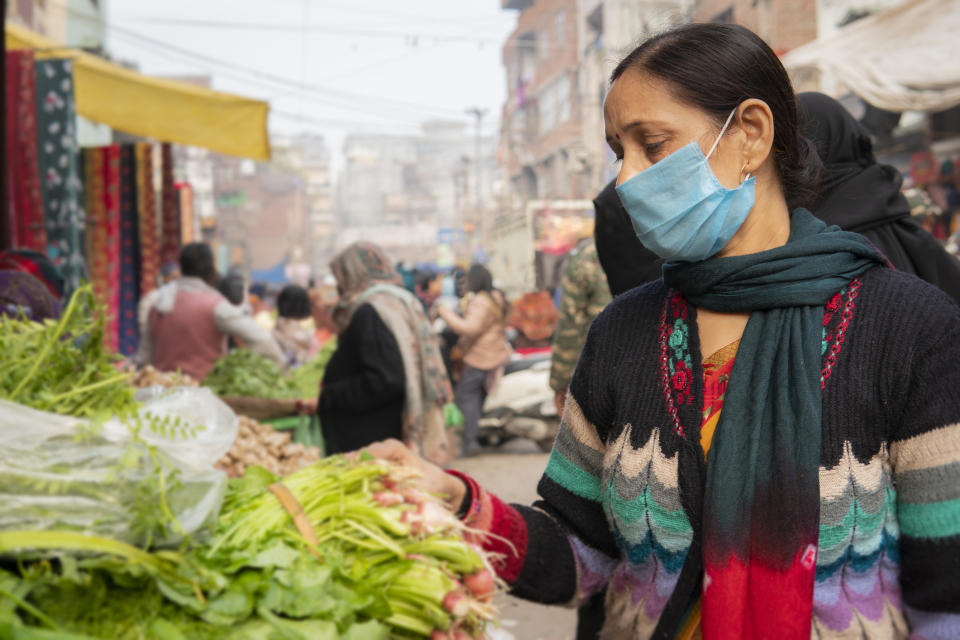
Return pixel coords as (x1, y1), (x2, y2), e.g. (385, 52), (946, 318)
(215, 415), (322, 477)
(126, 365), (199, 388)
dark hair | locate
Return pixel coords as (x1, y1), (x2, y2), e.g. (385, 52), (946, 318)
(277, 285), (312, 319)
(218, 273), (245, 306)
(466, 264), (493, 293)
(610, 23), (820, 210)
(415, 269), (439, 291)
(179, 242), (216, 281)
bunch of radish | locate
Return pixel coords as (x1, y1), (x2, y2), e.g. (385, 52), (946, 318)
(212, 456), (501, 638)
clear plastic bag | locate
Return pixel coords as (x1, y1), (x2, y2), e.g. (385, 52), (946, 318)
(0, 387), (237, 547)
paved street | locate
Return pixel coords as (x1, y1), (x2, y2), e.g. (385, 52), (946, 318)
(451, 441), (578, 640)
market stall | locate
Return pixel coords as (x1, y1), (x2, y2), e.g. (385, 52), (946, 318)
(4, 23), (271, 351)
(781, 0), (960, 112)
(0, 288), (499, 639)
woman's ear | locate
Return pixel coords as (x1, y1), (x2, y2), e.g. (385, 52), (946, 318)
(736, 99), (775, 176)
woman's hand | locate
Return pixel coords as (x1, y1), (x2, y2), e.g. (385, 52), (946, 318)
(359, 439), (466, 511)
(436, 303), (453, 324)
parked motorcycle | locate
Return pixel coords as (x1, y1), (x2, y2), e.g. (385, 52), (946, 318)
(478, 348), (559, 452)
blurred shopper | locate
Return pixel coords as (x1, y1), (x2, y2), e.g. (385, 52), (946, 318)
(0, 249), (66, 301)
(137, 243), (284, 379)
(414, 269), (444, 313)
(319, 242), (453, 460)
(217, 271), (246, 307)
(506, 290), (558, 349)
(549, 237), (611, 414)
(273, 284), (317, 367)
(592, 179), (663, 296)
(437, 264), (510, 457)
(800, 92), (960, 304)
(0, 270), (61, 321)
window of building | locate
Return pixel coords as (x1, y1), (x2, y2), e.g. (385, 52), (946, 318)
(555, 10), (566, 45)
(539, 73), (571, 134)
(539, 28), (550, 60)
(517, 31), (537, 88)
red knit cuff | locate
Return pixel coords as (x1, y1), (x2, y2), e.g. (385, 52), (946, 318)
(443, 470), (529, 583)
(483, 490), (529, 583)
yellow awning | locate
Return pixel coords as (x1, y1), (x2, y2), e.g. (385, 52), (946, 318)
(6, 23), (270, 160)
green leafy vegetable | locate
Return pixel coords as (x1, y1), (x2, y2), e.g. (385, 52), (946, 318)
(203, 350), (299, 399)
(0, 458), (497, 639)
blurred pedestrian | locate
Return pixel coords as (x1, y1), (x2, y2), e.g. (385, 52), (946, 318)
(549, 237), (611, 414)
(414, 269), (444, 313)
(0, 270), (61, 322)
(319, 242), (453, 461)
(273, 284), (317, 367)
(592, 179), (663, 296)
(0, 249), (66, 301)
(437, 264), (510, 457)
(800, 92), (960, 304)
(506, 290), (558, 349)
(136, 243), (284, 379)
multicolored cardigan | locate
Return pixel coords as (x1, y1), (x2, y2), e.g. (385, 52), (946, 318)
(465, 267), (960, 639)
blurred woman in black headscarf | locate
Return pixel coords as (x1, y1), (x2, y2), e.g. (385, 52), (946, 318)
(800, 92), (960, 304)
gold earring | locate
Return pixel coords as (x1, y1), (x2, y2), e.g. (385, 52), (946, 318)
(739, 163), (749, 184)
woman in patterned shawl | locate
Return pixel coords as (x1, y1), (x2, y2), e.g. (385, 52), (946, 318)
(317, 242), (453, 463)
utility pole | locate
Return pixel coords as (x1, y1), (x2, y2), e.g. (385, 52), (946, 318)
(465, 107), (487, 249)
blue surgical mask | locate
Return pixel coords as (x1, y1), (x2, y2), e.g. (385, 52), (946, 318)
(615, 109), (756, 263)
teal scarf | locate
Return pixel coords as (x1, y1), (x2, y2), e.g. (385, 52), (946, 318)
(662, 209), (884, 640)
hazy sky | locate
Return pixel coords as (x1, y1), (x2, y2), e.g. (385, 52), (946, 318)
(104, 0), (518, 156)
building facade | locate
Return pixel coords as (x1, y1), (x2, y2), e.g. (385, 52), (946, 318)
(335, 122), (496, 265)
(576, 0), (691, 191)
(500, 0), (585, 206)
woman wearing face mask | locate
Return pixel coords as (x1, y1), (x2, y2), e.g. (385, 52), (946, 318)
(361, 23), (960, 640)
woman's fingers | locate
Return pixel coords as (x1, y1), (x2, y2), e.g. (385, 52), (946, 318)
(362, 438), (411, 463)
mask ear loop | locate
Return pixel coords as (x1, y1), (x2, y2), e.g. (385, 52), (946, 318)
(704, 108), (739, 161)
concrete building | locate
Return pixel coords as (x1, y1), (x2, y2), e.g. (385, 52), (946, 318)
(500, 0), (586, 205)
(272, 134), (336, 275)
(692, 0), (899, 54)
(692, 0), (817, 52)
(212, 155), (311, 275)
(335, 122), (496, 265)
(577, 0), (691, 190)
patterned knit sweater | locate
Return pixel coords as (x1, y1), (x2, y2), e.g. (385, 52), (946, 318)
(467, 267), (960, 639)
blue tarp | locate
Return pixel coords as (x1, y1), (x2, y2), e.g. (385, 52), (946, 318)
(250, 262), (287, 285)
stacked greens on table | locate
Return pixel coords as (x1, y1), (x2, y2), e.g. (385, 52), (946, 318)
(0, 457), (497, 640)
(288, 339), (337, 399)
(0, 293), (497, 639)
(0, 284), (225, 548)
(0, 284), (139, 420)
(203, 350), (300, 400)
(203, 340), (337, 401)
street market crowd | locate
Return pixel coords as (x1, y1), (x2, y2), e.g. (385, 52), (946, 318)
(4, 21), (960, 640)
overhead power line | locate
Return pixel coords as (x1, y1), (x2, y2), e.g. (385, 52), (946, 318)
(50, 1), (473, 120)
(107, 15), (552, 51)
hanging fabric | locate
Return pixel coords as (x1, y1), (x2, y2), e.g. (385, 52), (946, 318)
(135, 143), (160, 296)
(117, 145), (141, 357)
(5, 50), (47, 252)
(160, 143), (181, 268)
(176, 182), (195, 245)
(34, 58), (86, 296)
(83, 146), (121, 351)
